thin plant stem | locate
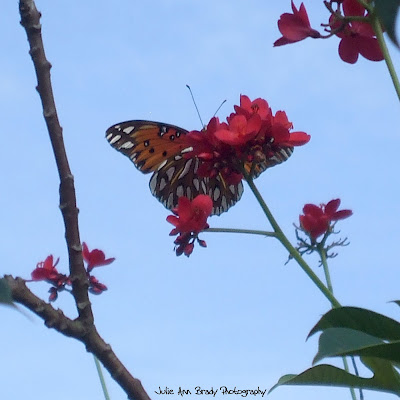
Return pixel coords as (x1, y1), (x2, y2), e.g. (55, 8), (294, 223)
(206, 227), (276, 237)
(244, 173), (357, 399)
(243, 173), (340, 307)
(370, 10), (400, 101)
(318, 245), (334, 293)
(318, 246), (358, 400)
(94, 355), (111, 400)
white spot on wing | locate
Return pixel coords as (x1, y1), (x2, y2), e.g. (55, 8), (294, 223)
(213, 187), (221, 202)
(193, 178), (200, 191)
(119, 141), (134, 149)
(176, 185), (184, 197)
(149, 173), (158, 193)
(130, 152), (138, 162)
(177, 159), (193, 179)
(159, 178), (167, 191)
(123, 126), (135, 134)
(181, 147), (193, 154)
(166, 167), (175, 181)
(157, 160), (168, 170)
(110, 135), (121, 144)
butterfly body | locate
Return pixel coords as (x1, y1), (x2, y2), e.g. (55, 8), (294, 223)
(106, 120), (244, 215)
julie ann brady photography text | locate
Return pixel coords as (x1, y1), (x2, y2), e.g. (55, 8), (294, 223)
(154, 386), (267, 398)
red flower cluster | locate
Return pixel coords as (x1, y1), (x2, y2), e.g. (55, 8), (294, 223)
(167, 195), (212, 256)
(274, 0), (383, 64)
(185, 95), (310, 184)
(299, 199), (353, 240)
(29, 243), (114, 301)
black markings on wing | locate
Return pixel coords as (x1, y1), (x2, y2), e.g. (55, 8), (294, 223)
(247, 146), (294, 178)
(149, 157), (243, 216)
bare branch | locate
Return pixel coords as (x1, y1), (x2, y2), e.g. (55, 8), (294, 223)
(17, 1), (152, 399)
(19, 0), (92, 323)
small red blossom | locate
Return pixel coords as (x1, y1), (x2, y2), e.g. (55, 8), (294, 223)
(215, 114), (261, 146)
(167, 195), (212, 235)
(167, 195), (213, 256)
(274, 1), (321, 47)
(30, 255), (69, 301)
(31, 255), (60, 281)
(82, 242), (115, 272)
(300, 199), (353, 240)
(270, 111), (310, 146)
(329, 0), (383, 63)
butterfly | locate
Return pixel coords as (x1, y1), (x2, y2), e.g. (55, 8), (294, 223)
(106, 120), (293, 215)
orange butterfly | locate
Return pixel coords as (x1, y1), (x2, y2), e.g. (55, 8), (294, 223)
(106, 120), (245, 215)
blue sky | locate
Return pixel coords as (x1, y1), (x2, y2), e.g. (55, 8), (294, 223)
(1, 1), (400, 399)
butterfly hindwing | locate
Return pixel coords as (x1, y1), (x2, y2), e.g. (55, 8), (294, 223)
(149, 156), (243, 216)
(244, 146), (294, 178)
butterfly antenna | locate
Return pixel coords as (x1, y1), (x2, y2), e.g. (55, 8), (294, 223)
(213, 99), (227, 117)
(186, 85), (204, 127)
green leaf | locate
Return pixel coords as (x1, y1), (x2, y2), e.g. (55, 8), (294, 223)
(313, 328), (382, 364)
(0, 278), (14, 305)
(308, 306), (400, 341)
(315, 328), (400, 365)
(270, 360), (400, 396)
(374, 0), (400, 48)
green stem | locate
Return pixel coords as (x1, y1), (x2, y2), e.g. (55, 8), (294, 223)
(318, 247), (357, 400)
(318, 245), (334, 293)
(244, 174), (358, 398)
(206, 227), (276, 237)
(94, 355), (111, 400)
(371, 10), (400, 101)
(243, 173), (340, 307)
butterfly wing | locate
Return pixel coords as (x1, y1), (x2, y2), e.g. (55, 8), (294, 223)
(245, 146), (294, 178)
(106, 120), (243, 215)
(149, 156), (243, 216)
(106, 120), (190, 173)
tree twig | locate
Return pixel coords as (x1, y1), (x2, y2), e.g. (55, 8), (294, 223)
(17, 1), (152, 399)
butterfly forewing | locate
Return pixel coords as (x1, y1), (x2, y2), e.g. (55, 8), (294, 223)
(106, 121), (190, 173)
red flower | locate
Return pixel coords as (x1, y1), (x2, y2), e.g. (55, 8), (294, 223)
(31, 255), (69, 301)
(271, 111), (310, 147)
(300, 199), (353, 240)
(82, 242), (115, 272)
(214, 114), (261, 146)
(274, 1), (321, 47)
(167, 195), (212, 235)
(31, 255), (61, 282)
(232, 95), (272, 122)
(167, 195), (213, 256)
(330, 0), (383, 63)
